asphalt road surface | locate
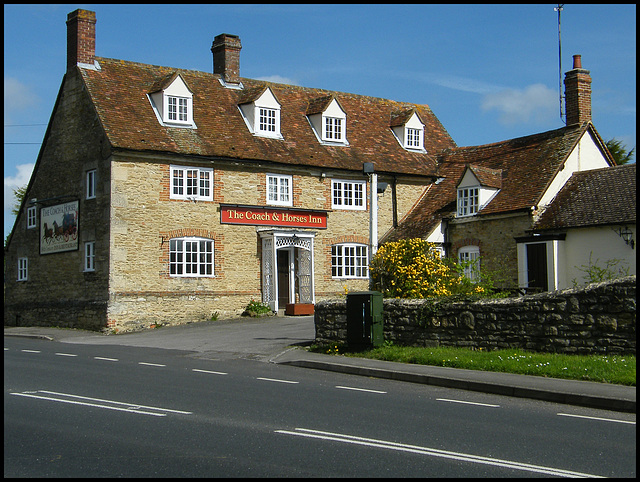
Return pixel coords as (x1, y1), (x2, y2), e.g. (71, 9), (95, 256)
(5, 337), (636, 477)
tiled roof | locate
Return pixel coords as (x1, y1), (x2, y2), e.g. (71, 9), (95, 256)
(383, 123), (599, 241)
(389, 108), (417, 127)
(78, 58), (456, 176)
(305, 95), (335, 115)
(534, 163), (636, 230)
(468, 165), (502, 189)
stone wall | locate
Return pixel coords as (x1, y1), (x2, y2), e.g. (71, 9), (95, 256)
(314, 276), (636, 355)
(4, 70), (111, 331)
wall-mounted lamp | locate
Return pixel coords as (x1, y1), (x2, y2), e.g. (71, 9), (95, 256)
(614, 226), (635, 249)
(377, 182), (388, 194)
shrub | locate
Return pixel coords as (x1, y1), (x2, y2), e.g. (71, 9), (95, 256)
(243, 299), (272, 317)
(370, 238), (496, 299)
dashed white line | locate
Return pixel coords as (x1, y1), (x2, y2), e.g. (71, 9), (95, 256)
(94, 356), (119, 362)
(55, 353), (78, 357)
(437, 398), (500, 408)
(21, 349), (41, 353)
(335, 386), (387, 394)
(192, 369), (228, 375)
(557, 413), (636, 425)
(256, 377), (299, 384)
(138, 362), (166, 367)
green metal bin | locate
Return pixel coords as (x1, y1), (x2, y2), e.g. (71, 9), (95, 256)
(346, 291), (383, 350)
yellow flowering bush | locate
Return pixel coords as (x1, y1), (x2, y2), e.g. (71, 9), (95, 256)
(370, 238), (492, 299)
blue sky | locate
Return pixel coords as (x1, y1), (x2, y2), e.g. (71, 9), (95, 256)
(4, 4), (636, 239)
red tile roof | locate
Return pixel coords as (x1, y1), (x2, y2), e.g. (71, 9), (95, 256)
(384, 123), (611, 241)
(534, 163), (636, 230)
(79, 58), (456, 176)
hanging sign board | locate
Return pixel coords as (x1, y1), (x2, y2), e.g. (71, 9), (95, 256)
(220, 204), (327, 229)
(40, 200), (79, 254)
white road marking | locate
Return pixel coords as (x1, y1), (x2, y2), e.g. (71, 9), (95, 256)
(55, 353), (78, 357)
(192, 369), (228, 375)
(138, 362), (166, 367)
(275, 428), (604, 478)
(10, 390), (192, 417)
(94, 356), (119, 362)
(256, 377), (299, 384)
(557, 413), (636, 425)
(437, 398), (500, 408)
(21, 349), (41, 353)
(335, 385), (386, 394)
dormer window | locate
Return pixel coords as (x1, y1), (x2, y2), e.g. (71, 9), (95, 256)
(148, 73), (195, 128)
(456, 165), (502, 218)
(258, 107), (277, 134)
(307, 96), (348, 145)
(168, 96), (188, 123)
(406, 127), (422, 148)
(457, 187), (479, 217)
(238, 87), (282, 139)
(390, 110), (425, 152)
(324, 116), (343, 142)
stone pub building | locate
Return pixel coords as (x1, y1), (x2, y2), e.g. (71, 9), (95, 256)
(4, 9), (456, 331)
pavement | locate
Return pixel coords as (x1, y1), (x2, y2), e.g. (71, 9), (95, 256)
(4, 315), (636, 414)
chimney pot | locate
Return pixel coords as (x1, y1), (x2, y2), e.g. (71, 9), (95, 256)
(211, 34), (242, 85)
(572, 54), (582, 69)
(66, 9), (96, 73)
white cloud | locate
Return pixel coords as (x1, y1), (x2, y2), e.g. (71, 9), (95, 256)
(4, 77), (39, 122)
(421, 72), (503, 95)
(255, 75), (299, 85)
(4, 163), (35, 212)
(481, 84), (557, 125)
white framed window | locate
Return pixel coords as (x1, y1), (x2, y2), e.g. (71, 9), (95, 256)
(170, 165), (213, 201)
(324, 117), (343, 142)
(167, 96), (189, 123)
(27, 206), (37, 229)
(331, 180), (365, 210)
(307, 98), (348, 145)
(258, 107), (277, 134)
(457, 187), (479, 217)
(390, 112), (425, 151)
(332, 244), (369, 279)
(86, 169), (96, 199)
(458, 246), (480, 282)
(84, 241), (95, 272)
(238, 88), (282, 138)
(17, 257), (28, 281)
(148, 74), (195, 128)
(169, 237), (214, 277)
(267, 174), (292, 206)
(406, 127), (422, 148)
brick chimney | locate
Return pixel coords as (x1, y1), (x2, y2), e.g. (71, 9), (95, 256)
(564, 54), (592, 125)
(211, 34), (242, 84)
(66, 9), (96, 72)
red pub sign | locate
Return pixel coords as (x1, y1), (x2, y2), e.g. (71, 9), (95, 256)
(220, 204), (327, 229)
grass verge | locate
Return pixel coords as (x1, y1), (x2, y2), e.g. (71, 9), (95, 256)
(310, 343), (635, 386)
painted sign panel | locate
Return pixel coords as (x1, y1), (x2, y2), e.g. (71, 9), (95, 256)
(40, 200), (79, 254)
(220, 205), (327, 229)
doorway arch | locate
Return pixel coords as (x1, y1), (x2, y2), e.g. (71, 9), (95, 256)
(259, 230), (315, 311)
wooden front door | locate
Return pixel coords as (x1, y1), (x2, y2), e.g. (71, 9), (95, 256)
(526, 243), (548, 291)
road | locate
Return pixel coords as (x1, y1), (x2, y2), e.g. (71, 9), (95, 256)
(4, 337), (636, 477)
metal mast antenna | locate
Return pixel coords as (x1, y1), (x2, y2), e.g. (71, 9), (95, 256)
(555, 4), (565, 124)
